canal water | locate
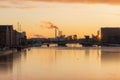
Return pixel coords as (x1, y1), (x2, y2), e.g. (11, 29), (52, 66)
(0, 44), (120, 80)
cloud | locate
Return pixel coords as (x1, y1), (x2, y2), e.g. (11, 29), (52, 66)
(27, 32), (45, 38)
(0, 0), (120, 10)
(0, 5), (37, 9)
(0, 5), (11, 8)
(1, 0), (120, 5)
(0, 1), (38, 9)
(14, 6), (38, 9)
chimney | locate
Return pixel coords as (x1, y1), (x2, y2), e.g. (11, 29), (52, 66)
(55, 28), (57, 38)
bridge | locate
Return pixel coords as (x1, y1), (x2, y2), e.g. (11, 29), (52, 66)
(42, 40), (98, 47)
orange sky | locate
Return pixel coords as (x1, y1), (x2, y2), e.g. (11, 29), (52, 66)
(1, 0), (120, 38)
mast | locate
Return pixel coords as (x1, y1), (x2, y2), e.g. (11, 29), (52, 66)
(18, 22), (21, 46)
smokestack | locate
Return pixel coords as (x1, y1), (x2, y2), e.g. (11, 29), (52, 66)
(55, 28), (57, 38)
(40, 21), (59, 38)
(97, 30), (99, 36)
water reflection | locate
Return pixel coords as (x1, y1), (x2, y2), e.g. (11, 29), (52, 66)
(0, 47), (120, 80)
(0, 52), (13, 80)
(100, 48), (120, 80)
(0, 53), (13, 71)
(101, 49), (120, 62)
(0, 50), (28, 80)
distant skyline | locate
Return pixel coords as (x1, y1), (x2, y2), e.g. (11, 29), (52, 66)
(1, 0), (120, 38)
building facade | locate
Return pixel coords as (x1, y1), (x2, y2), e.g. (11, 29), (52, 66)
(101, 27), (120, 44)
(0, 25), (13, 48)
(0, 25), (27, 48)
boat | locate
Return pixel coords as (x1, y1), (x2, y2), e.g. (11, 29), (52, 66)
(32, 43), (42, 47)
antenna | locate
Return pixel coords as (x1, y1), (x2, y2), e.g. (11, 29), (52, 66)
(18, 22), (21, 32)
(17, 22), (22, 46)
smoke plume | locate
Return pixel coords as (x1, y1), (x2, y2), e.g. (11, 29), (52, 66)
(40, 21), (58, 29)
(33, 34), (44, 38)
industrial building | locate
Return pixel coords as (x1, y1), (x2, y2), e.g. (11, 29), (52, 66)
(0, 25), (13, 48)
(101, 27), (120, 44)
(0, 25), (27, 49)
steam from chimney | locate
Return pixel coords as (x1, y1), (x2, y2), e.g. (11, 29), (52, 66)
(40, 21), (58, 29)
(40, 21), (59, 38)
(34, 34), (45, 38)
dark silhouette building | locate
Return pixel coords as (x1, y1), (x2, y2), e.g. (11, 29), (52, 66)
(101, 27), (120, 44)
(0, 25), (27, 49)
(0, 25), (13, 48)
(12, 30), (20, 47)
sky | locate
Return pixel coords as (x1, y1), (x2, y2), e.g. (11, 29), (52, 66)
(1, 0), (120, 38)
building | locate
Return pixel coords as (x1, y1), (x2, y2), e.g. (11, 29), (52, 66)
(66, 35), (72, 40)
(20, 32), (27, 46)
(12, 30), (19, 47)
(58, 31), (62, 37)
(101, 27), (120, 44)
(0, 25), (27, 48)
(73, 35), (77, 40)
(0, 25), (13, 48)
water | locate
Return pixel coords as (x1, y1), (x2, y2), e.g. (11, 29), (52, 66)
(0, 44), (120, 80)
